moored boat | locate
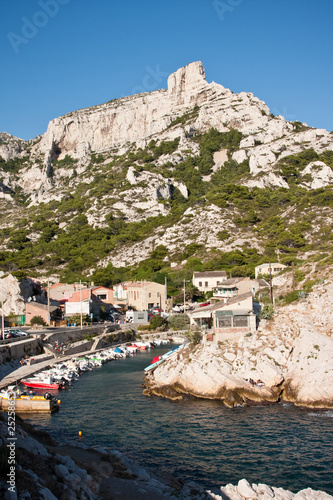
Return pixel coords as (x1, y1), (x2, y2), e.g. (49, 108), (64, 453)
(144, 344), (186, 372)
(21, 375), (66, 390)
(0, 386), (60, 413)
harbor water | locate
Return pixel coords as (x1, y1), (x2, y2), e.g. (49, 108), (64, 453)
(23, 345), (333, 495)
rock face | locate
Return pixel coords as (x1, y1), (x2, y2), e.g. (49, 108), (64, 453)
(2, 61), (333, 205)
(0, 275), (38, 316)
(145, 279), (333, 409)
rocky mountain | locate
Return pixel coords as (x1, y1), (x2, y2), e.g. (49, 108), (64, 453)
(0, 61), (332, 286)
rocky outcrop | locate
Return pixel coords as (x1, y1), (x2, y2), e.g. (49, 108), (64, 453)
(144, 280), (333, 409)
(0, 275), (39, 316)
(0, 132), (27, 161)
(1, 61), (333, 209)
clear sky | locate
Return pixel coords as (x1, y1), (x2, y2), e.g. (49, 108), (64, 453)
(1, 0), (332, 141)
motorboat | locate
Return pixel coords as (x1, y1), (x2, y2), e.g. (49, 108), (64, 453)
(21, 375), (66, 390)
(0, 386), (60, 413)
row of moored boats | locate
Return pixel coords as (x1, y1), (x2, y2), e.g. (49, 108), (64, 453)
(0, 339), (182, 412)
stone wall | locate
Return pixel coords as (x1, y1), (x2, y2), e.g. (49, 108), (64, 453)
(0, 337), (42, 363)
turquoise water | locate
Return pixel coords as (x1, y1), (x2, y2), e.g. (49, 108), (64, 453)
(25, 346), (333, 494)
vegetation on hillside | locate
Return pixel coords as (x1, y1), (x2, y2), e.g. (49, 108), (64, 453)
(0, 125), (332, 300)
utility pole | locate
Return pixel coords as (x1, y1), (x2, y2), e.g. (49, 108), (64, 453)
(164, 276), (167, 312)
(80, 279), (83, 330)
(47, 279), (51, 326)
(1, 298), (4, 341)
(269, 262), (273, 304)
(292, 261), (295, 290)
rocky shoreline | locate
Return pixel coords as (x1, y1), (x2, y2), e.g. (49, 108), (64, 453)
(144, 281), (333, 409)
(0, 415), (332, 500)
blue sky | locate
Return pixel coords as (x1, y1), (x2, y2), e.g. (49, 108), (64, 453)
(1, 0), (333, 140)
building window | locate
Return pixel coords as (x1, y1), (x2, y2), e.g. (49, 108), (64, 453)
(199, 281), (202, 287)
(149, 293), (151, 298)
(205, 281), (208, 287)
(157, 292), (160, 297)
(97, 294), (107, 300)
(233, 316), (248, 327)
(217, 316), (232, 328)
(134, 291), (136, 300)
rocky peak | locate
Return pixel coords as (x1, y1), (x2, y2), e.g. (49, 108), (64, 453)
(167, 61), (207, 106)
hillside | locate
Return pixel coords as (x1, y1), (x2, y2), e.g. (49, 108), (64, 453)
(0, 61), (332, 294)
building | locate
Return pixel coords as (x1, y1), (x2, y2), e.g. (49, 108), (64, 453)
(25, 301), (61, 326)
(255, 263), (287, 279)
(48, 283), (79, 301)
(91, 286), (114, 306)
(126, 281), (166, 311)
(189, 293), (258, 342)
(192, 271), (227, 293)
(212, 293), (257, 339)
(212, 277), (269, 303)
(64, 285), (115, 320)
(113, 282), (131, 305)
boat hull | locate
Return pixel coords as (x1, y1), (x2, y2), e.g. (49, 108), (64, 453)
(0, 397), (59, 413)
(21, 380), (64, 390)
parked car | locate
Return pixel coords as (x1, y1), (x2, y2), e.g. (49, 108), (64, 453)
(199, 301), (210, 307)
(8, 328), (28, 337)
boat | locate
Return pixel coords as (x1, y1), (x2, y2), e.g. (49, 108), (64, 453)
(143, 359), (164, 372)
(0, 386), (60, 413)
(144, 344), (185, 372)
(21, 375), (66, 390)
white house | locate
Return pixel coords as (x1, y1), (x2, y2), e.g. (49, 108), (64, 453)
(255, 263), (287, 279)
(193, 271), (227, 293)
(212, 277), (269, 303)
(189, 293), (259, 343)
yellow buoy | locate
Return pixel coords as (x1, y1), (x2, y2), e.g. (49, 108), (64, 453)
(78, 431), (82, 438)
(57, 400), (61, 404)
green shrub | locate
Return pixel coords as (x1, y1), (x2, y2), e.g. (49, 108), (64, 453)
(168, 313), (190, 330)
(259, 305), (274, 320)
(30, 315), (47, 326)
(149, 315), (169, 330)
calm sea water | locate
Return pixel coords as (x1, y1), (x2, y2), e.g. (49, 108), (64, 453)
(23, 345), (333, 495)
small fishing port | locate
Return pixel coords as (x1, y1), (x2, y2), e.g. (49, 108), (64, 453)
(17, 343), (333, 497)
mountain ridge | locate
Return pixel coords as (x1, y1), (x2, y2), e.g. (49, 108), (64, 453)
(0, 61), (332, 287)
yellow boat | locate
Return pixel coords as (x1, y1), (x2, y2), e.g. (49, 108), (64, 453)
(0, 386), (60, 413)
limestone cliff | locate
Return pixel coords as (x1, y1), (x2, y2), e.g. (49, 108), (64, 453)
(2, 61), (333, 206)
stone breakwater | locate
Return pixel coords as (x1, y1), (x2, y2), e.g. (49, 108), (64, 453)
(0, 416), (332, 500)
(144, 282), (333, 409)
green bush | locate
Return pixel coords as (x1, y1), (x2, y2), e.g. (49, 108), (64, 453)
(149, 315), (169, 331)
(30, 315), (47, 326)
(259, 305), (274, 320)
(168, 313), (190, 330)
